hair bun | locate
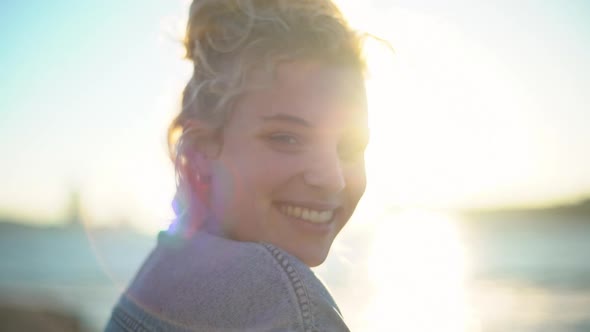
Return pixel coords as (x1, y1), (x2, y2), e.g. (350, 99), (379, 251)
(184, 0), (346, 66)
(184, 0), (254, 66)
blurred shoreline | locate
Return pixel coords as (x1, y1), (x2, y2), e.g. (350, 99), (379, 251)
(0, 198), (589, 331)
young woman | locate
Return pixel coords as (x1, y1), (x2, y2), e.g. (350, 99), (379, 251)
(106, 0), (369, 330)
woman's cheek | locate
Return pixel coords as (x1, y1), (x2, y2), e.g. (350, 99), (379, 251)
(261, 150), (306, 178)
(346, 162), (367, 196)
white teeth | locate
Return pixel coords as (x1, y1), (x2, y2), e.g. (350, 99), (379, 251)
(310, 210), (319, 220)
(279, 204), (334, 224)
(302, 209), (310, 220)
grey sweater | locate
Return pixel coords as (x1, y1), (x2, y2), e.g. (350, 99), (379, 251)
(105, 231), (350, 331)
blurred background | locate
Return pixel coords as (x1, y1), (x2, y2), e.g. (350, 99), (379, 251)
(1, 0), (589, 331)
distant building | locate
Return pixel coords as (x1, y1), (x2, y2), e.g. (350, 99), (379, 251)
(66, 188), (83, 226)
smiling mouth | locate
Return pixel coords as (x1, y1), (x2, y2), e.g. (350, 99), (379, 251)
(277, 203), (335, 224)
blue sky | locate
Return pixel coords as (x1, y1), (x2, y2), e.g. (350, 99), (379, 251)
(1, 0), (589, 229)
(1, 0), (188, 226)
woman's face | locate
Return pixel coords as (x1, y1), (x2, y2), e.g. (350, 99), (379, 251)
(206, 61), (369, 267)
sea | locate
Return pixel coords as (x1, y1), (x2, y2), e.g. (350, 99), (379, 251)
(0, 211), (589, 332)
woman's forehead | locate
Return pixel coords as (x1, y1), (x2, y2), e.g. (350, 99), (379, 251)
(275, 62), (365, 102)
(238, 61), (367, 124)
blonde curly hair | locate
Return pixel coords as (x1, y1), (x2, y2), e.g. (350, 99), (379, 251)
(168, 0), (367, 232)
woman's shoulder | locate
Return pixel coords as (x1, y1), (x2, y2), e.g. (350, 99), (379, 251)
(107, 231), (349, 331)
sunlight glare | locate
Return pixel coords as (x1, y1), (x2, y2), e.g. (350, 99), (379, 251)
(365, 210), (479, 331)
(336, 0), (549, 209)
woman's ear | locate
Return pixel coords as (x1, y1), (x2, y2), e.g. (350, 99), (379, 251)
(184, 119), (221, 166)
(192, 149), (214, 180)
(184, 119), (222, 180)
(198, 132), (222, 160)
(188, 139), (218, 207)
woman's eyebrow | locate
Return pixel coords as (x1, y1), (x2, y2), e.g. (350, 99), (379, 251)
(260, 113), (312, 128)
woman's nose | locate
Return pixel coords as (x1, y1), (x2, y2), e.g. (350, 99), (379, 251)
(303, 151), (346, 193)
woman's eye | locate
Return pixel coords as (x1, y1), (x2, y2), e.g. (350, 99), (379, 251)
(268, 133), (299, 145)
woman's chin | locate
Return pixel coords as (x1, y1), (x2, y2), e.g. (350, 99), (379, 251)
(280, 241), (332, 267)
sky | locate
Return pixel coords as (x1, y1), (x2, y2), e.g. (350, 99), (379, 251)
(1, 0), (589, 231)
